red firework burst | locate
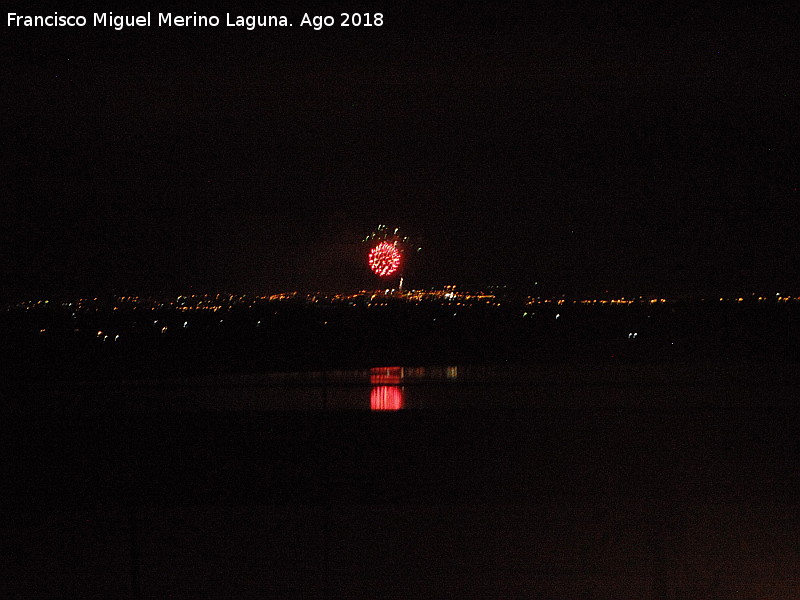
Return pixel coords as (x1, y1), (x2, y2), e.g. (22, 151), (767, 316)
(368, 241), (402, 277)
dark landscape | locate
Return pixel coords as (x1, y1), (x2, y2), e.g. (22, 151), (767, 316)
(2, 294), (798, 598)
(3, 292), (797, 379)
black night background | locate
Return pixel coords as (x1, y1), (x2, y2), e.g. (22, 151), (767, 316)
(2, 3), (798, 298)
(1, 3), (798, 599)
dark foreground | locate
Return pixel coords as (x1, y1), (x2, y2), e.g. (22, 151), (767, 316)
(2, 366), (798, 599)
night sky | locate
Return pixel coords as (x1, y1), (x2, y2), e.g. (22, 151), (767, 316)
(1, 3), (797, 300)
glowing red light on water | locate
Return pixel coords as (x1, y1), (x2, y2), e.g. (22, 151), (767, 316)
(370, 367), (403, 410)
(368, 241), (402, 277)
(370, 366), (403, 385)
(370, 386), (403, 411)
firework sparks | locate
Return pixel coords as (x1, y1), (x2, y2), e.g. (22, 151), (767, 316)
(368, 241), (402, 277)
